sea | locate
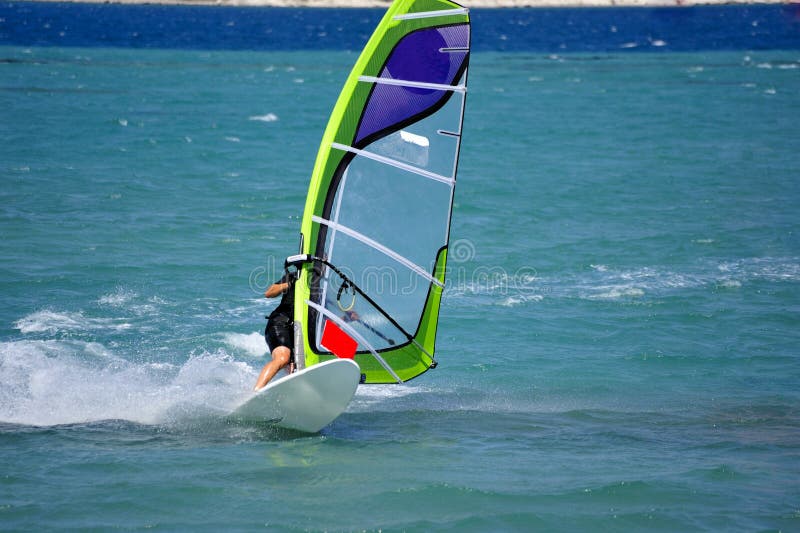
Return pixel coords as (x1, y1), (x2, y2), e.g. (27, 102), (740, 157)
(1, 2), (799, 531)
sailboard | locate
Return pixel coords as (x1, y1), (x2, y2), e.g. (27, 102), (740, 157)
(240, 0), (470, 431)
(233, 359), (360, 433)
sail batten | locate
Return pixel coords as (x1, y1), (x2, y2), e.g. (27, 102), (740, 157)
(393, 7), (468, 20)
(330, 142), (456, 186)
(312, 215), (445, 288)
(358, 75), (466, 93)
(295, 0), (469, 384)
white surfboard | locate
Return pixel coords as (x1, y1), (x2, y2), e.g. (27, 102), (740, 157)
(232, 358), (361, 433)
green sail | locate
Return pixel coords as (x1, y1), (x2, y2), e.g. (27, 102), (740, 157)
(293, 0), (470, 384)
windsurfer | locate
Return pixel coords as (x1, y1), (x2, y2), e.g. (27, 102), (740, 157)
(254, 272), (297, 391)
(253, 267), (363, 390)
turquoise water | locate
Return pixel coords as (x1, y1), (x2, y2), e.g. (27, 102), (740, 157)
(2, 44), (800, 530)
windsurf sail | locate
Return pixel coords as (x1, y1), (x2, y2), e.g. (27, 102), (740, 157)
(290, 0), (470, 384)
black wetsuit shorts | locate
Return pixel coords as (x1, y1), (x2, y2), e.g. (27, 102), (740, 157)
(265, 313), (293, 354)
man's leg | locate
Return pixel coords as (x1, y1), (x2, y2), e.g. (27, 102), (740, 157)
(254, 346), (291, 390)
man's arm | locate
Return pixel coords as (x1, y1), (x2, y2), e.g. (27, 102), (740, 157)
(265, 281), (290, 298)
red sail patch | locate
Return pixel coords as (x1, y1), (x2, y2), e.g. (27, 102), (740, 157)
(321, 319), (357, 359)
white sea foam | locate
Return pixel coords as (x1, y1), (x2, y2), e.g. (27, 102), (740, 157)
(249, 113), (279, 123)
(587, 258), (799, 298)
(98, 290), (167, 318)
(14, 310), (131, 335)
(578, 266), (710, 300)
(500, 294), (544, 307)
(718, 257), (800, 282)
(587, 286), (645, 300)
(349, 383), (428, 412)
(98, 288), (137, 307)
(14, 310), (85, 334)
(445, 257), (799, 307)
(222, 332), (267, 358)
(0, 340), (256, 427)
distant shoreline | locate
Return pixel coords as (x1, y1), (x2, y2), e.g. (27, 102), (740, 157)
(21, 0), (791, 8)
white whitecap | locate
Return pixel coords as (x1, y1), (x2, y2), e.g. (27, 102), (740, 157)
(249, 113), (279, 123)
(349, 383), (428, 411)
(588, 286), (645, 300)
(14, 310), (131, 335)
(0, 341), (257, 427)
(98, 288), (137, 307)
(500, 294), (543, 307)
(14, 310), (85, 334)
(222, 332), (267, 358)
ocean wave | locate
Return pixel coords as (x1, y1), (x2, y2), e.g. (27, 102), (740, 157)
(586, 286), (645, 300)
(0, 340), (256, 427)
(443, 256), (800, 306)
(717, 257), (800, 282)
(97, 289), (166, 316)
(349, 383), (430, 412)
(248, 113), (278, 123)
(221, 331), (267, 358)
(14, 310), (132, 335)
(574, 267), (699, 301)
(500, 294), (544, 307)
(755, 61), (800, 70)
(98, 288), (137, 307)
